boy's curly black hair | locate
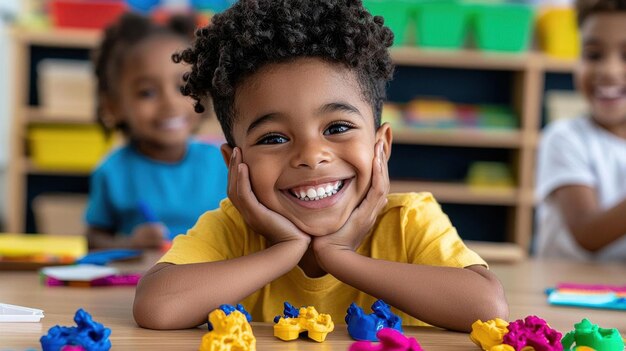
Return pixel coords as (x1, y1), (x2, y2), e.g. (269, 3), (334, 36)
(576, 0), (626, 24)
(173, 0), (395, 147)
(93, 12), (197, 132)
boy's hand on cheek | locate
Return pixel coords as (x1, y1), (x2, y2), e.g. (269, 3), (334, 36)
(228, 147), (311, 247)
(313, 141), (389, 260)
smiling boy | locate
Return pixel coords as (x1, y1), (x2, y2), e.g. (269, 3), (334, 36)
(133, 0), (508, 332)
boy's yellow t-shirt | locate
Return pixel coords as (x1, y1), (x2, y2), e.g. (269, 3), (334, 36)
(158, 192), (486, 326)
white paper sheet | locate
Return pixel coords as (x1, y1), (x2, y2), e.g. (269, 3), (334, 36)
(0, 303), (44, 322)
(41, 264), (119, 281)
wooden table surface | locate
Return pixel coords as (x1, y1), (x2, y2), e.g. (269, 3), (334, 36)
(1, 253), (625, 350)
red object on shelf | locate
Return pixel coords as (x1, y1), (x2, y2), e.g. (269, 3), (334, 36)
(50, 0), (128, 29)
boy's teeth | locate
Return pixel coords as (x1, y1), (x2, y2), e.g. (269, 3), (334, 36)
(292, 180), (343, 201)
(316, 187), (326, 197)
(307, 188), (317, 198)
(596, 86), (624, 99)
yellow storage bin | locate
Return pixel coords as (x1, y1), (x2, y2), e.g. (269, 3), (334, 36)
(467, 161), (514, 189)
(537, 8), (580, 59)
(28, 124), (113, 171)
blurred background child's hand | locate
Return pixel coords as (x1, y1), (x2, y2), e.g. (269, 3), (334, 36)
(130, 222), (168, 249)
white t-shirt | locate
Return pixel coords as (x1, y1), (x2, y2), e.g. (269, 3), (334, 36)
(535, 117), (626, 261)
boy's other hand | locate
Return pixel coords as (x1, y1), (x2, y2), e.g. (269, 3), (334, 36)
(131, 223), (167, 249)
(313, 141), (389, 257)
(227, 147), (311, 247)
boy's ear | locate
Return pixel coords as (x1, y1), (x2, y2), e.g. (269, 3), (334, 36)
(375, 122), (393, 161)
(220, 143), (233, 167)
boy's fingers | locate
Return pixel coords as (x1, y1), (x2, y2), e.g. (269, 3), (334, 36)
(227, 147), (238, 197)
(369, 142), (387, 203)
(371, 142), (383, 192)
(236, 163), (263, 219)
(379, 142), (389, 183)
(381, 145), (390, 194)
(375, 141), (390, 203)
(357, 141), (388, 224)
(378, 141), (390, 191)
(228, 148), (245, 210)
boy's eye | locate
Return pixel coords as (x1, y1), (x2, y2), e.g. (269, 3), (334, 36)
(256, 133), (289, 145)
(582, 50), (602, 62)
(324, 122), (354, 135)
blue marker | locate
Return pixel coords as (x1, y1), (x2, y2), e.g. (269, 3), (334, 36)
(138, 200), (159, 223)
(137, 200), (171, 240)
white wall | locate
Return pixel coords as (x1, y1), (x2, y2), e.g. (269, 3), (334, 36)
(0, 0), (20, 228)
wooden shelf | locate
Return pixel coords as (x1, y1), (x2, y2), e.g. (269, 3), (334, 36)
(25, 108), (95, 125)
(392, 128), (525, 148)
(391, 47), (576, 74)
(12, 27), (101, 48)
(389, 180), (521, 206)
(540, 56), (577, 73)
(391, 47), (533, 71)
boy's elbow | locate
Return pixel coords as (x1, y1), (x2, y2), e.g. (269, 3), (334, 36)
(478, 283), (509, 324)
(468, 266), (509, 323)
(133, 263), (185, 329)
(460, 293), (508, 333)
(133, 296), (166, 329)
(489, 294), (509, 322)
(464, 277), (509, 331)
(133, 282), (181, 330)
(133, 289), (205, 330)
(133, 296), (179, 330)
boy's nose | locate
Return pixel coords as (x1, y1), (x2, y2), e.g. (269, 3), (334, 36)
(598, 53), (625, 80)
(290, 138), (331, 169)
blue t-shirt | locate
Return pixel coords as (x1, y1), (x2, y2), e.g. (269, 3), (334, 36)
(85, 141), (227, 239)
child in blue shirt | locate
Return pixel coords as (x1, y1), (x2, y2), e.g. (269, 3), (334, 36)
(85, 13), (227, 249)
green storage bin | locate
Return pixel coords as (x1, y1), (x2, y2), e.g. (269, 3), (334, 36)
(473, 3), (534, 52)
(363, 0), (414, 46)
(415, 1), (469, 49)
(478, 105), (518, 129)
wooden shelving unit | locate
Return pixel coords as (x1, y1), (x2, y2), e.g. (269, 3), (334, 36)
(540, 55), (578, 73)
(6, 27), (576, 260)
(25, 107), (96, 124)
(13, 28), (102, 48)
(8, 28), (115, 235)
(390, 180), (520, 206)
(391, 47), (533, 71)
(391, 128), (527, 148)
(388, 47), (574, 258)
